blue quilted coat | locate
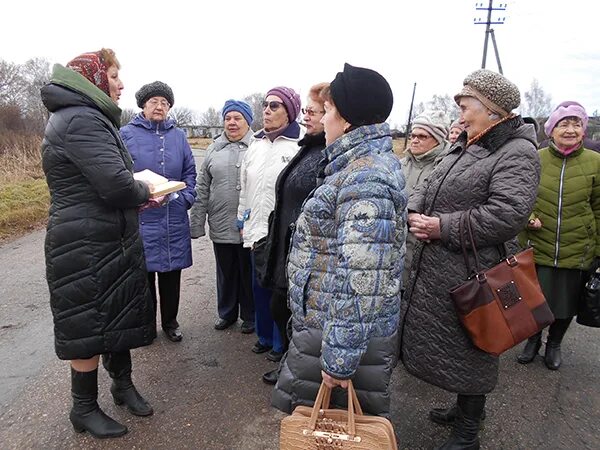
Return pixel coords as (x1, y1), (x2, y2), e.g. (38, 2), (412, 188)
(120, 114), (197, 272)
(272, 123), (407, 416)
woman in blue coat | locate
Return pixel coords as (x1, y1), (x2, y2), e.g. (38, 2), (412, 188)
(120, 81), (197, 342)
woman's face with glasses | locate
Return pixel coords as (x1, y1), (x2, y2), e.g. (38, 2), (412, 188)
(409, 127), (437, 155)
(262, 95), (289, 132)
(142, 96), (171, 122)
(302, 98), (325, 135)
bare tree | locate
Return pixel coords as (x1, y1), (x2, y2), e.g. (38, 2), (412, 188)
(198, 106), (221, 127)
(243, 92), (265, 131)
(21, 58), (51, 134)
(428, 94), (459, 121)
(120, 108), (137, 127)
(171, 107), (198, 127)
(523, 79), (552, 119)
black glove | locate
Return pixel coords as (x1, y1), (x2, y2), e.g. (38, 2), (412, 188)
(589, 257), (600, 274)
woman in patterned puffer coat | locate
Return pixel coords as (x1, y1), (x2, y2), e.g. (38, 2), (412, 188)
(272, 63), (407, 417)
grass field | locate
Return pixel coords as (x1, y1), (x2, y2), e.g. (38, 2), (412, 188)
(0, 134), (407, 243)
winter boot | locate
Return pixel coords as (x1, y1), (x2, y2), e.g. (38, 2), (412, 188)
(517, 332), (542, 364)
(435, 394), (485, 450)
(430, 403), (486, 426)
(69, 367), (127, 438)
(544, 318), (572, 370)
(103, 351), (153, 416)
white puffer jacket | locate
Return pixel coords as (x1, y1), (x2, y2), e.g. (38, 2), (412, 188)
(237, 122), (304, 248)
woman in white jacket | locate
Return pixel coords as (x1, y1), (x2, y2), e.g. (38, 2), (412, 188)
(237, 86), (303, 362)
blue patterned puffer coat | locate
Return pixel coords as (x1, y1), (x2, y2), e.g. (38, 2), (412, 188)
(272, 123), (407, 416)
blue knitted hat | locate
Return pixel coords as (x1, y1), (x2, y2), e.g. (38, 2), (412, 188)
(222, 99), (253, 126)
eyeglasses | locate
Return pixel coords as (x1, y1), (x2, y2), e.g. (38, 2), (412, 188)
(410, 133), (432, 141)
(147, 99), (170, 108)
(262, 100), (284, 111)
(302, 108), (325, 117)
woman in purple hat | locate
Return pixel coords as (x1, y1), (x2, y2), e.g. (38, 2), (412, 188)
(237, 87), (303, 364)
(518, 101), (600, 370)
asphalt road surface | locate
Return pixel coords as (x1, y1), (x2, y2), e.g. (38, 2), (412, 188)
(1, 151), (598, 449)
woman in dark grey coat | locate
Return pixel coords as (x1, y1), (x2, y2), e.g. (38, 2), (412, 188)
(42, 49), (156, 439)
(400, 70), (541, 450)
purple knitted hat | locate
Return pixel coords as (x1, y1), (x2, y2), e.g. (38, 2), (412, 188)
(544, 101), (588, 136)
(266, 86), (301, 122)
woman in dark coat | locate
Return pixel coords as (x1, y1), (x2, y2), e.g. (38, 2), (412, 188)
(401, 69), (541, 449)
(42, 49), (156, 439)
(259, 83), (327, 385)
(120, 81), (197, 342)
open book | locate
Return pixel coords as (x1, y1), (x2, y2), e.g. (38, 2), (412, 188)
(133, 169), (186, 198)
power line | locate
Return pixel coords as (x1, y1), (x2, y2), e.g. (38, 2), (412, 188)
(474, 1), (507, 74)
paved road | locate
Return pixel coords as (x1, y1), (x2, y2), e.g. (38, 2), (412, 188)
(1, 153), (599, 448)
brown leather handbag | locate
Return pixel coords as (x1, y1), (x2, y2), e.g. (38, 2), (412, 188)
(279, 381), (397, 450)
(449, 211), (554, 356)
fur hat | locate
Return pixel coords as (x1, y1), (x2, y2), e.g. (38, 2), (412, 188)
(330, 63), (393, 126)
(412, 111), (450, 144)
(222, 99), (253, 126)
(544, 101), (588, 136)
(454, 69), (520, 117)
(266, 86), (301, 122)
(135, 81), (174, 108)
(66, 51), (110, 96)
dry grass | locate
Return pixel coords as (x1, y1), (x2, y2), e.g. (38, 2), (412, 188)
(0, 134), (48, 242)
(393, 138), (407, 157)
(187, 137), (214, 149)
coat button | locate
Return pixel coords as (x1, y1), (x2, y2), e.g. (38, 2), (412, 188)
(160, 162), (164, 165)
(235, 163), (240, 168)
(236, 185), (241, 190)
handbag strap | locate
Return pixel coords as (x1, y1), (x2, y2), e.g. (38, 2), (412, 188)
(309, 380), (362, 436)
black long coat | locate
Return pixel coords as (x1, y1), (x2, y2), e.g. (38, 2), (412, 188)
(41, 83), (155, 360)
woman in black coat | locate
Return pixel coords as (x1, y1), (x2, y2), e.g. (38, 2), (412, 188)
(42, 49), (157, 439)
(258, 83), (327, 385)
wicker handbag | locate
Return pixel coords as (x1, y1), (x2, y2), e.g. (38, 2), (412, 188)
(449, 211), (554, 356)
(279, 381), (397, 450)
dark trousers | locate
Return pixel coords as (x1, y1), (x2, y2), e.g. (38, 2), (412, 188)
(213, 243), (254, 322)
(148, 270), (181, 330)
(251, 252), (283, 353)
(271, 289), (291, 352)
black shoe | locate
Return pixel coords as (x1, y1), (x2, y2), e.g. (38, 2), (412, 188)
(544, 341), (562, 370)
(111, 381), (153, 416)
(266, 350), (283, 362)
(430, 404), (486, 426)
(435, 395), (484, 450)
(240, 321), (255, 334)
(70, 368), (128, 439)
(214, 318), (237, 330)
(262, 369), (279, 385)
(164, 327), (183, 342)
(251, 341), (271, 354)
(517, 333), (542, 364)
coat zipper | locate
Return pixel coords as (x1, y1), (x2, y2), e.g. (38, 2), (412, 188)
(553, 158), (567, 266)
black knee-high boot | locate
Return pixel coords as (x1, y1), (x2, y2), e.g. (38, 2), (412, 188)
(69, 367), (127, 438)
(435, 394), (485, 450)
(102, 352), (153, 416)
(545, 318), (572, 370)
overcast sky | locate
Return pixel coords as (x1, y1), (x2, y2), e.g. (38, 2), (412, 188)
(3, 0), (599, 125)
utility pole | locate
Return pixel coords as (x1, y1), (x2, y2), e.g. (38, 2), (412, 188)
(474, 1), (507, 74)
(404, 82), (417, 150)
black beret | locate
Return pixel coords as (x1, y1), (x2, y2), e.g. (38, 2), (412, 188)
(329, 63), (393, 126)
(135, 81), (174, 108)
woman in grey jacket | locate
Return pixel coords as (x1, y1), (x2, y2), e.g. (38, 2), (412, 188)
(401, 70), (541, 450)
(190, 100), (255, 333)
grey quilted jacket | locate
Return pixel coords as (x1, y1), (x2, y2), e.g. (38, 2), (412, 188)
(190, 130), (252, 243)
(400, 117), (540, 394)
